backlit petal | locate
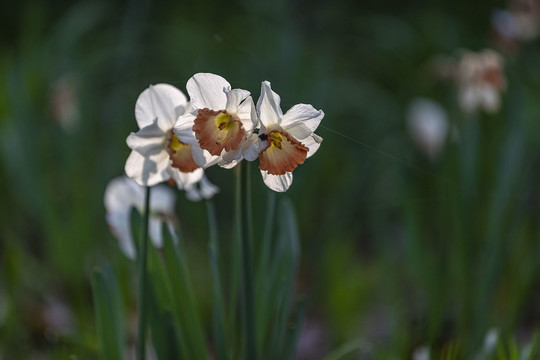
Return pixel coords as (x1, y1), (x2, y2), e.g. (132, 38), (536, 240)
(303, 133), (323, 159)
(225, 88), (250, 113)
(261, 171), (293, 192)
(257, 81), (283, 128)
(135, 84), (187, 131)
(236, 96), (257, 132)
(191, 145), (222, 169)
(174, 112), (198, 145)
(126, 123), (166, 155)
(282, 104), (324, 137)
(125, 149), (170, 186)
(168, 167), (204, 189)
(187, 73), (229, 110)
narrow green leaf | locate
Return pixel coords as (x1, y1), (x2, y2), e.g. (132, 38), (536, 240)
(91, 265), (126, 360)
(162, 224), (207, 360)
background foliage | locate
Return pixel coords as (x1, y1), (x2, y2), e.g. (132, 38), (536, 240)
(1, 0), (540, 358)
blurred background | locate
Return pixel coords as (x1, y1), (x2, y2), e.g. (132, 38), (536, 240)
(2, 0), (540, 358)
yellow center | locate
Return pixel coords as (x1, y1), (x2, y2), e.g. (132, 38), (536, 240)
(215, 113), (234, 130)
(167, 131), (199, 173)
(169, 133), (187, 151)
(268, 131), (283, 149)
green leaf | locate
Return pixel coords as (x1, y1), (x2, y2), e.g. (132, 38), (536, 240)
(91, 265), (126, 360)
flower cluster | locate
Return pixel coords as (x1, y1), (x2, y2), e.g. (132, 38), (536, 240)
(127, 73), (324, 193)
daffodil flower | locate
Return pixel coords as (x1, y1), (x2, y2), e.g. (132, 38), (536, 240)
(174, 73), (258, 169)
(125, 83), (204, 188)
(456, 50), (506, 114)
(256, 81), (324, 192)
(104, 176), (177, 259)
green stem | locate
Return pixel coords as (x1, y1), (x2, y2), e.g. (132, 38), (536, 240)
(207, 200), (228, 360)
(137, 186), (151, 360)
(240, 163), (257, 359)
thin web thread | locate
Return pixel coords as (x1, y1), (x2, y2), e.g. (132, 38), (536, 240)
(319, 124), (447, 181)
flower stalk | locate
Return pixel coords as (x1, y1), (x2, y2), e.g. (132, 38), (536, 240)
(136, 186), (151, 360)
(239, 162), (257, 359)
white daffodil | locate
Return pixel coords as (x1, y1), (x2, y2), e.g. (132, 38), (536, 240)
(174, 73), (258, 169)
(104, 176), (177, 259)
(456, 50), (506, 114)
(256, 81), (324, 192)
(406, 98), (449, 160)
(125, 83), (204, 189)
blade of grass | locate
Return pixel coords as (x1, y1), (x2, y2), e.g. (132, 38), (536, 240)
(240, 162), (257, 359)
(162, 222), (207, 359)
(91, 265), (126, 360)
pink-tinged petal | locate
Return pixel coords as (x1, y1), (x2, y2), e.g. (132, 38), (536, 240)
(235, 96), (257, 132)
(193, 109), (245, 155)
(135, 84), (188, 131)
(261, 171), (293, 192)
(282, 104), (324, 139)
(174, 112), (198, 145)
(187, 73), (229, 110)
(257, 81), (283, 127)
(303, 133), (323, 159)
(125, 150), (171, 186)
(225, 88), (250, 113)
(258, 130), (308, 175)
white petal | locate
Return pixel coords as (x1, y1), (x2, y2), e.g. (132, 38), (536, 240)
(219, 159), (240, 169)
(479, 86), (500, 113)
(148, 217), (164, 249)
(185, 184), (202, 202)
(303, 133), (323, 159)
(187, 73), (229, 110)
(257, 81), (283, 127)
(242, 133), (260, 161)
(199, 175), (219, 199)
(125, 150), (171, 186)
(168, 167), (204, 189)
(174, 112), (198, 145)
(107, 211), (136, 259)
(225, 88), (250, 113)
(135, 84), (187, 131)
(282, 104), (324, 139)
(235, 96), (257, 132)
(184, 175), (219, 201)
(150, 184), (176, 214)
(191, 145), (222, 169)
(261, 171), (293, 192)
(126, 123), (166, 154)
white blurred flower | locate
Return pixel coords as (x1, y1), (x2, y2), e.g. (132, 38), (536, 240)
(492, 0), (540, 41)
(407, 98), (449, 159)
(456, 50), (506, 114)
(413, 346), (431, 360)
(255, 81), (324, 192)
(50, 75), (80, 132)
(174, 73), (258, 169)
(104, 176), (177, 259)
(125, 84), (204, 189)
